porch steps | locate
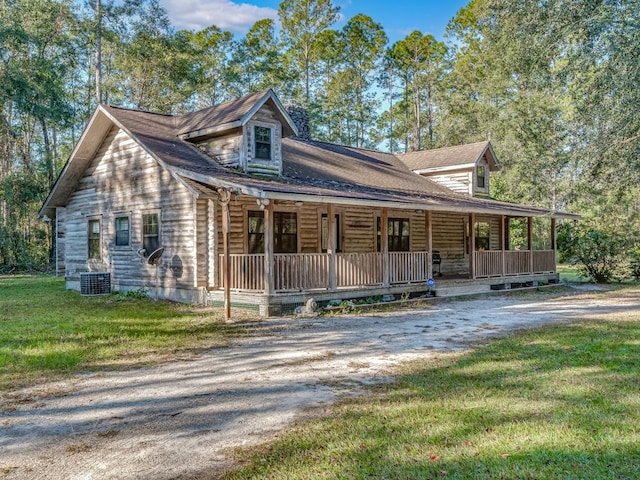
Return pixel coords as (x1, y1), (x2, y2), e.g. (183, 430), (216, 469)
(432, 283), (492, 298)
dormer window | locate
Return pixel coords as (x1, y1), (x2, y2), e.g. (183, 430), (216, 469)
(476, 165), (486, 188)
(255, 126), (272, 160)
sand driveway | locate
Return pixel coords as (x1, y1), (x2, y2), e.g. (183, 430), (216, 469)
(2, 286), (637, 479)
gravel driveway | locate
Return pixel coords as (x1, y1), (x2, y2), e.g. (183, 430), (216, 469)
(2, 286), (636, 479)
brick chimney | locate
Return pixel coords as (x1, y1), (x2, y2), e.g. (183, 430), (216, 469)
(284, 102), (311, 141)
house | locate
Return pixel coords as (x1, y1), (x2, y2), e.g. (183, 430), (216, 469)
(40, 89), (577, 316)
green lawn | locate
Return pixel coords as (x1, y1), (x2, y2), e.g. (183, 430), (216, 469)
(228, 307), (640, 479)
(557, 264), (588, 283)
(0, 275), (251, 392)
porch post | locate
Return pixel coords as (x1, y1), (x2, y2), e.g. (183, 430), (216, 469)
(500, 215), (506, 277)
(382, 207), (389, 287)
(264, 201), (274, 295)
(528, 216), (534, 274)
(327, 203), (337, 291)
(425, 210), (433, 278)
(218, 189), (231, 322)
(469, 213), (476, 279)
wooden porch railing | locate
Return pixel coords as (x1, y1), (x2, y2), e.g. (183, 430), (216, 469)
(219, 251), (433, 292)
(389, 251), (431, 284)
(274, 253), (330, 291)
(475, 250), (555, 278)
(336, 252), (384, 287)
(222, 250), (555, 291)
(224, 254), (265, 290)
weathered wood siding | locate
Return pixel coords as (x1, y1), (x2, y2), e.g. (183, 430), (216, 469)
(194, 198), (219, 289)
(426, 172), (471, 195)
(63, 126), (198, 297)
(244, 104), (283, 175)
(342, 207), (375, 252)
(196, 129), (242, 168)
(432, 212), (468, 274)
(473, 155), (491, 196)
(55, 208), (66, 276)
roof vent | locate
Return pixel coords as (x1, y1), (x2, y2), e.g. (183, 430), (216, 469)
(80, 272), (111, 296)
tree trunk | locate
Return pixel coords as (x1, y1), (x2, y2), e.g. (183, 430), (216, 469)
(95, 0), (103, 104)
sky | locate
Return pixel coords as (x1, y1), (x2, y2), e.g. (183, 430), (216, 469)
(159, 0), (470, 43)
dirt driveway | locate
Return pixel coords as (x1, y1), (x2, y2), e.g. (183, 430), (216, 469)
(2, 286), (637, 479)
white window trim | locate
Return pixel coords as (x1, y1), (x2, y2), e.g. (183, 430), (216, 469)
(248, 120), (276, 162)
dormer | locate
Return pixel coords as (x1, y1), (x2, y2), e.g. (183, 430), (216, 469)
(177, 89), (298, 176)
(398, 141), (500, 198)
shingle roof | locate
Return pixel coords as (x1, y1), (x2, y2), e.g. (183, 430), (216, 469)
(399, 141), (495, 171)
(177, 90), (269, 135)
(100, 106), (555, 217)
(42, 92), (576, 219)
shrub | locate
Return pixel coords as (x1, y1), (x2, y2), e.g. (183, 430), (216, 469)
(557, 221), (631, 283)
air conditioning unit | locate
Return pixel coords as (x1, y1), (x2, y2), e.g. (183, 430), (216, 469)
(80, 272), (111, 296)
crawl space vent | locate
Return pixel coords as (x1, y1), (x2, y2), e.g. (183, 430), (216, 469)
(80, 272), (111, 296)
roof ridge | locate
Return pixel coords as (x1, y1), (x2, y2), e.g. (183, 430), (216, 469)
(398, 140), (489, 157)
(102, 104), (176, 118)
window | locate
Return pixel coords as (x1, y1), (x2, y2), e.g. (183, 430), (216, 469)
(254, 125), (271, 160)
(476, 165), (486, 189)
(377, 217), (410, 252)
(88, 219), (101, 259)
(321, 213), (341, 253)
(142, 213), (159, 255)
(248, 210), (264, 254)
(115, 216), (129, 247)
(475, 222), (490, 250)
(247, 211), (297, 254)
(274, 212), (297, 253)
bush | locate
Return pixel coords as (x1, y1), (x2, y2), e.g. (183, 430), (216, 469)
(557, 221), (631, 283)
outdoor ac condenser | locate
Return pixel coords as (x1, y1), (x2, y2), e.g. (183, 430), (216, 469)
(80, 272), (111, 296)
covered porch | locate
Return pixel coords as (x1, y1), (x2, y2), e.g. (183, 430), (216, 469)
(205, 193), (560, 316)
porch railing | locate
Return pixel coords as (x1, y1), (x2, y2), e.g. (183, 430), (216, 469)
(475, 250), (555, 278)
(222, 250), (556, 292)
(219, 251), (432, 292)
(389, 251), (431, 284)
(274, 253), (330, 291)
(336, 252), (384, 287)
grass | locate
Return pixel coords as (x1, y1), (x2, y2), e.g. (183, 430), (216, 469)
(0, 275), (254, 393)
(227, 305), (640, 479)
(557, 264), (588, 283)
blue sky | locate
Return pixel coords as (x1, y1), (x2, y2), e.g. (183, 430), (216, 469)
(160, 0), (470, 43)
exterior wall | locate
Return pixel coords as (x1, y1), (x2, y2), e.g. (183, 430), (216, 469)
(195, 129), (242, 168)
(54, 208), (66, 276)
(426, 171), (471, 195)
(244, 104), (283, 175)
(432, 212), (468, 275)
(62, 125), (201, 302)
(473, 155), (491, 196)
(217, 200), (431, 256)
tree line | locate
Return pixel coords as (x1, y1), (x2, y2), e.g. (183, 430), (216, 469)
(1, 0), (638, 279)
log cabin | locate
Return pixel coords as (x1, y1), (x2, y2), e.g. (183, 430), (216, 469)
(40, 89), (577, 316)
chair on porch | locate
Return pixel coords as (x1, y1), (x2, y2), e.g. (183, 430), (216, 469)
(432, 250), (442, 277)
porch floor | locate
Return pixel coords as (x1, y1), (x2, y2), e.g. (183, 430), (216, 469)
(207, 272), (559, 316)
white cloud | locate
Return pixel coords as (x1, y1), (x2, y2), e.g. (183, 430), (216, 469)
(161, 0), (278, 33)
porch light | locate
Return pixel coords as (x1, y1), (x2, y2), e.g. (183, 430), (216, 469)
(256, 198), (270, 210)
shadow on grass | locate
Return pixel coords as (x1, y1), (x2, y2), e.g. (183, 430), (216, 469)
(224, 320), (640, 480)
(0, 276), (252, 390)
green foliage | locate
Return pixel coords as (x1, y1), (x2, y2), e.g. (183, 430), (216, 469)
(557, 221), (632, 283)
(2, 0), (639, 272)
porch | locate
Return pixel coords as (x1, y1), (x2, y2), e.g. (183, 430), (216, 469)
(205, 195), (560, 316)
(210, 249), (558, 315)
